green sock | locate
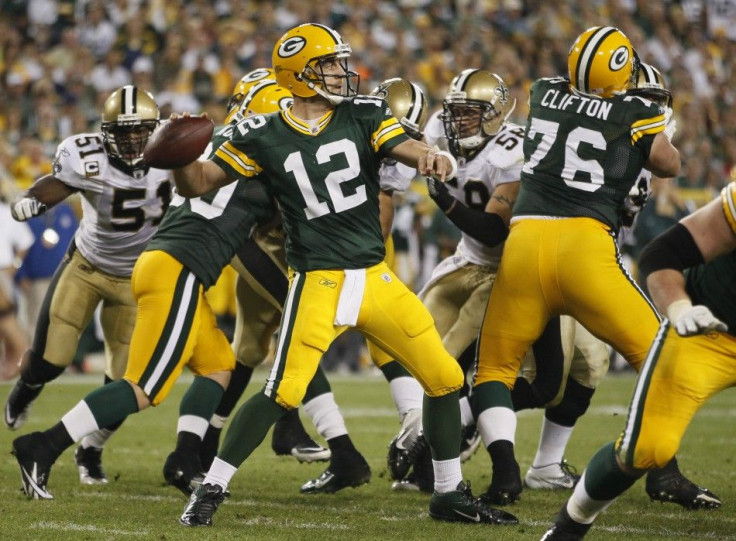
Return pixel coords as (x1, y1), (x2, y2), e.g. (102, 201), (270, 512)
(180, 376), (225, 422)
(471, 380), (513, 416)
(85, 380), (138, 429)
(423, 391), (460, 461)
(303, 366), (331, 402)
(584, 442), (642, 501)
(379, 360), (412, 381)
(219, 392), (287, 467)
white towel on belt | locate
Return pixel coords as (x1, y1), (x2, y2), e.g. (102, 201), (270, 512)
(334, 269), (366, 327)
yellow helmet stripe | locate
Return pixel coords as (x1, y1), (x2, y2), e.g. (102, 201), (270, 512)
(721, 182), (736, 235)
(575, 26), (617, 92)
(312, 23), (341, 45)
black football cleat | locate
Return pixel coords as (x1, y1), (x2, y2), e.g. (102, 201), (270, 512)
(429, 481), (519, 524)
(300, 449), (371, 494)
(387, 408), (426, 480)
(481, 459), (523, 506)
(645, 458), (721, 510)
(75, 445), (108, 485)
(179, 483), (226, 526)
(540, 504), (591, 540)
(12, 431), (55, 499)
(4, 380), (44, 430)
(540, 525), (585, 540)
(164, 450), (205, 497)
(271, 408), (330, 463)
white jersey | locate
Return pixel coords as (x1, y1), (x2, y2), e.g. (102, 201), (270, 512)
(424, 111), (524, 269)
(53, 133), (172, 276)
(379, 160), (416, 193)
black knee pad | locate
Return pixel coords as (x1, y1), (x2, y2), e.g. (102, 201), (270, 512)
(545, 378), (595, 427)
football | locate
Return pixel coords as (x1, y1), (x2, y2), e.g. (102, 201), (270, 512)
(143, 115), (214, 169)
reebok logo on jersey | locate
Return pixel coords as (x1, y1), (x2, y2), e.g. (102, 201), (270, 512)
(319, 278), (337, 288)
(380, 273), (392, 283)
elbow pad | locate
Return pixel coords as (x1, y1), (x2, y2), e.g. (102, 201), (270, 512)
(638, 223), (704, 280)
(445, 204), (509, 247)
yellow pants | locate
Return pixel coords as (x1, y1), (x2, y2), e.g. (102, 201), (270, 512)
(266, 261), (463, 408)
(477, 217), (660, 389)
(618, 323), (736, 469)
(124, 251), (235, 405)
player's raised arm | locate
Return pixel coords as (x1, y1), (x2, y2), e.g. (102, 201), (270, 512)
(388, 138), (457, 182)
(11, 174), (76, 221)
(172, 159), (232, 198)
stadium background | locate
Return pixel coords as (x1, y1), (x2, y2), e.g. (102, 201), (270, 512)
(0, 0), (731, 372)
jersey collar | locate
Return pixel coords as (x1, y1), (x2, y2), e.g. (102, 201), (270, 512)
(281, 108), (334, 136)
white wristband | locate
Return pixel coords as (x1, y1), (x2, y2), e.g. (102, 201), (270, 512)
(433, 150), (458, 180)
(666, 298), (692, 322)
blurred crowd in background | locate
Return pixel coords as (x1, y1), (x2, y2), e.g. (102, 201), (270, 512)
(1, 0), (733, 373)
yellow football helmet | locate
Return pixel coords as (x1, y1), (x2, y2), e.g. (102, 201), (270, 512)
(441, 69), (515, 155)
(239, 80), (294, 117)
(272, 23), (359, 103)
(629, 62), (672, 108)
(225, 68), (276, 123)
(101, 85), (159, 173)
(370, 78), (428, 140)
(568, 26), (636, 98)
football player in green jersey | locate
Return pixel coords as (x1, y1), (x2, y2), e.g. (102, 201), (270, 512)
(10, 99), (277, 501)
(469, 26), (680, 507)
(541, 183), (736, 540)
(176, 23), (517, 527)
(519, 62), (720, 508)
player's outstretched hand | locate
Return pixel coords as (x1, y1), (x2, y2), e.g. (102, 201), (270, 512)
(673, 304), (728, 336)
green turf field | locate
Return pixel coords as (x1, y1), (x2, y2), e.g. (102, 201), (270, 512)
(1, 370), (734, 540)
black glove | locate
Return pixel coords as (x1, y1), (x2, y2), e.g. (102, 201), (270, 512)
(426, 177), (455, 213)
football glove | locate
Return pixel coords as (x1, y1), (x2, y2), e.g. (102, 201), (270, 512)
(11, 196), (46, 221)
(426, 177), (455, 213)
(668, 299), (728, 336)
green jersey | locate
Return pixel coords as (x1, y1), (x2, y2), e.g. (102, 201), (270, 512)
(211, 97), (408, 272)
(146, 124), (275, 289)
(515, 77), (666, 230)
(686, 251), (736, 335)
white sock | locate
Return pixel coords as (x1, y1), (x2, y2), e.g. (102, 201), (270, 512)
(303, 392), (347, 440)
(389, 376), (424, 420)
(61, 401), (100, 442)
(459, 396), (474, 427)
(532, 418), (574, 467)
(209, 413), (228, 429)
(80, 428), (115, 449)
(433, 457), (463, 493)
(177, 414), (210, 439)
(203, 457), (238, 490)
(477, 406), (516, 446)
(566, 471), (616, 524)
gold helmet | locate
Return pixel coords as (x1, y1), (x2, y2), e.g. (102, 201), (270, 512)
(370, 77), (428, 140)
(441, 69), (515, 155)
(272, 23), (359, 103)
(629, 62), (672, 108)
(226, 68), (276, 123)
(101, 85), (159, 173)
(239, 80), (294, 117)
(568, 26), (636, 98)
